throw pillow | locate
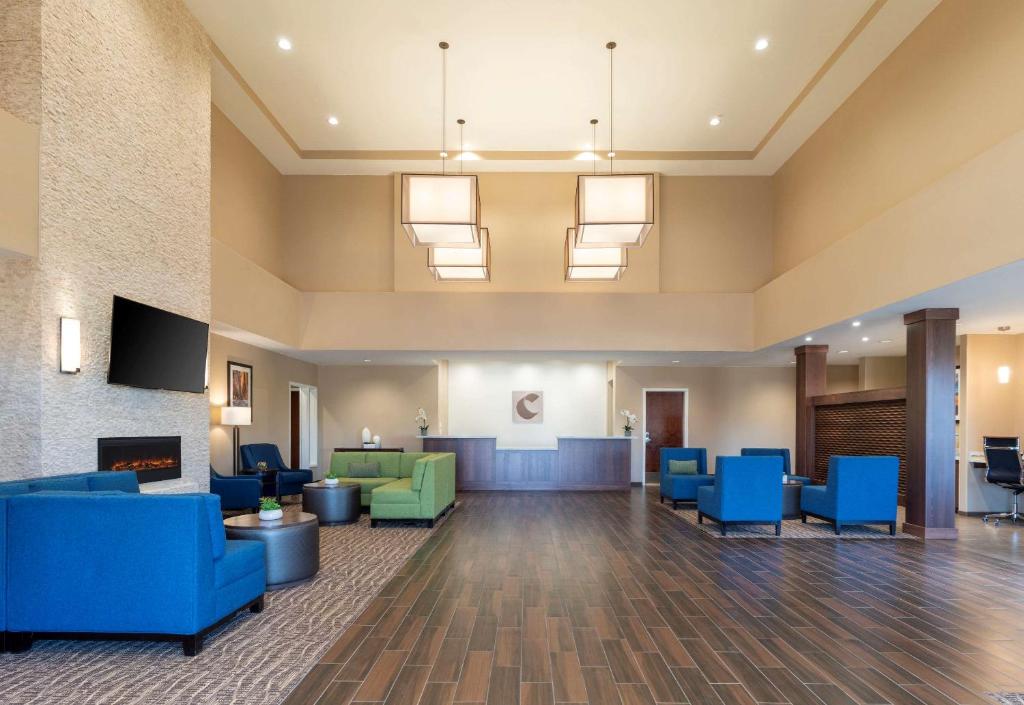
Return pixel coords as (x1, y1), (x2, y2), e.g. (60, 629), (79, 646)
(348, 461), (381, 478)
(668, 459), (698, 475)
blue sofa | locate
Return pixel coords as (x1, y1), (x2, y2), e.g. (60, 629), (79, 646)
(740, 448), (811, 484)
(0, 472), (266, 656)
(801, 455), (899, 535)
(210, 465), (262, 511)
(240, 444), (313, 499)
(697, 456), (784, 536)
(659, 448), (714, 509)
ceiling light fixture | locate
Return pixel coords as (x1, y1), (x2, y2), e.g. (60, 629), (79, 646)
(327, 115), (339, 126)
(277, 37), (293, 51)
(574, 42), (654, 249)
(838, 350), (849, 354)
(363, 359), (371, 363)
(852, 320), (862, 327)
(861, 336), (870, 342)
(880, 339), (893, 344)
(709, 115), (722, 127)
(804, 336), (813, 342)
(672, 360), (680, 364)
(565, 228), (627, 281)
(401, 42), (481, 248)
(430, 227), (491, 281)
(754, 37), (769, 51)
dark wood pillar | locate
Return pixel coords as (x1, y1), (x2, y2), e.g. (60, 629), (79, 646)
(903, 308), (959, 539)
(795, 345), (828, 475)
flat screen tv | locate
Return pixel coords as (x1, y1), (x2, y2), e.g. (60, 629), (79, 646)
(107, 296), (209, 393)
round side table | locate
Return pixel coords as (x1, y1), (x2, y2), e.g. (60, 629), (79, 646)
(224, 509), (319, 589)
(303, 481), (361, 525)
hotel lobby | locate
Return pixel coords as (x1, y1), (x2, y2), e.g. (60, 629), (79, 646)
(3, 0), (1024, 703)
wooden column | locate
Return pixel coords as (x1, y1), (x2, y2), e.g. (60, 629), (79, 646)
(903, 308), (959, 539)
(795, 345), (828, 475)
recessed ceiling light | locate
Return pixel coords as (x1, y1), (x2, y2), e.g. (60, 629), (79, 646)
(754, 37), (770, 52)
(838, 350), (849, 354)
(327, 116), (339, 126)
(671, 360), (680, 364)
(363, 359), (371, 363)
(439, 151), (448, 158)
(861, 337), (869, 342)
(880, 339), (893, 344)
(804, 336), (813, 342)
(709, 115), (722, 127)
(277, 37), (293, 51)
(851, 320), (861, 327)
(790, 361), (796, 365)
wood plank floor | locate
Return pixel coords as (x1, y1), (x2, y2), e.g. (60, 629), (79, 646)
(284, 488), (1024, 705)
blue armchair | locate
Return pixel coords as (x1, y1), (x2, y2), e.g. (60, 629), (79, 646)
(5, 492), (265, 655)
(800, 455), (898, 535)
(210, 465), (262, 511)
(697, 456), (784, 536)
(659, 448), (714, 509)
(740, 448), (810, 484)
(240, 443), (313, 499)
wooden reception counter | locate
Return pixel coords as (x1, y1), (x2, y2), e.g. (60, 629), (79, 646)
(421, 436), (632, 491)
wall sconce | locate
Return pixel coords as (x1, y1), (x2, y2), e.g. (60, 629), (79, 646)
(60, 317), (81, 374)
(998, 365), (1011, 384)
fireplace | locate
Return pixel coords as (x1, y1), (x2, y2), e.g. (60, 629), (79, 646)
(97, 436), (182, 484)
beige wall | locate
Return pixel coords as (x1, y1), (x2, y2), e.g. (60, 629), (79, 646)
(615, 366), (795, 480)
(0, 107), (38, 258)
(211, 106), (285, 280)
(283, 176), (393, 292)
(208, 333), (319, 474)
(858, 356), (906, 391)
(773, 0), (1024, 275)
(826, 365), (859, 394)
(318, 365), (439, 464)
(660, 177), (773, 293)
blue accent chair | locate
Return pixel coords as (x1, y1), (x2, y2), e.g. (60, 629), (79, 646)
(740, 448), (811, 484)
(210, 465), (261, 511)
(659, 448), (714, 509)
(240, 443), (313, 499)
(4, 492), (265, 656)
(697, 456), (784, 536)
(800, 455), (899, 535)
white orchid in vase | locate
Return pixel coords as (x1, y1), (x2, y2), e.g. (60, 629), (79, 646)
(620, 409), (638, 436)
(415, 407), (429, 436)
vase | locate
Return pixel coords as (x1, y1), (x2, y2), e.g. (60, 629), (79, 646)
(624, 429), (632, 437)
(258, 508), (283, 521)
(419, 426), (429, 437)
(324, 477), (339, 486)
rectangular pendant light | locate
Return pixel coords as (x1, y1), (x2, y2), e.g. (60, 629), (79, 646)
(565, 229), (626, 281)
(429, 228), (490, 281)
(575, 173), (654, 248)
(402, 173), (481, 247)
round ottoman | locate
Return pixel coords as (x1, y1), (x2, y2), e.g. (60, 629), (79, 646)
(303, 481), (361, 525)
(224, 509), (319, 590)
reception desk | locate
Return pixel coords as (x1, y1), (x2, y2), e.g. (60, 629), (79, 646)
(421, 436), (632, 490)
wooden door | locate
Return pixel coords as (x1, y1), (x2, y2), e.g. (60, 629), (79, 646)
(645, 391), (685, 477)
(290, 389), (300, 468)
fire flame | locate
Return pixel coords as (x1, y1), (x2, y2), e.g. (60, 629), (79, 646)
(110, 457), (178, 472)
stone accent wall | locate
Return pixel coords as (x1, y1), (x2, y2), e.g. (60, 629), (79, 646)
(0, 0), (212, 490)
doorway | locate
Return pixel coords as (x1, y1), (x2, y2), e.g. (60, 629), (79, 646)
(289, 382), (319, 470)
(643, 389), (688, 485)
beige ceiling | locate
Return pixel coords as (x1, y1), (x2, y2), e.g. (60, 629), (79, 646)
(187, 0), (939, 174)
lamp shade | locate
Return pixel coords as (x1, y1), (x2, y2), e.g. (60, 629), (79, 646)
(575, 173), (654, 248)
(221, 406), (251, 426)
(429, 228), (490, 281)
(565, 229), (627, 281)
(401, 173), (480, 247)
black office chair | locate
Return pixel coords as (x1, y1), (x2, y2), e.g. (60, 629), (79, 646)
(983, 436), (1024, 526)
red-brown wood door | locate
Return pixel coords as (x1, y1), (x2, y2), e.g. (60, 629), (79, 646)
(290, 389), (300, 468)
(645, 391), (686, 478)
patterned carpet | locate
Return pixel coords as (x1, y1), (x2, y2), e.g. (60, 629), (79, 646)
(659, 502), (914, 539)
(0, 513), (437, 705)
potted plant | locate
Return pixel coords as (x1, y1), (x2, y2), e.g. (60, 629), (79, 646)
(415, 407), (429, 436)
(324, 469), (341, 486)
(620, 409), (638, 437)
(258, 497), (283, 521)
(256, 460), (269, 471)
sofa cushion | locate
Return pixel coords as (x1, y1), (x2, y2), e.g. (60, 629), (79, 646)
(215, 540), (265, 589)
(87, 471), (140, 493)
(330, 452), (367, 475)
(29, 475), (89, 493)
(371, 478), (420, 505)
(0, 481), (32, 497)
(400, 453), (432, 478)
(800, 484), (831, 518)
(349, 461), (382, 478)
(668, 459), (698, 475)
(374, 453), (403, 478)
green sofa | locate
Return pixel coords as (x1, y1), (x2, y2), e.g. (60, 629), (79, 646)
(329, 451), (456, 527)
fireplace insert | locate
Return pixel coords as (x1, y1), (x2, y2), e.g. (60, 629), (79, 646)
(97, 436), (182, 484)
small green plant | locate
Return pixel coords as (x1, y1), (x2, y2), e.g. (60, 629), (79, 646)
(256, 460), (269, 471)
(259, 497), (281, 512)
(325, 468), (341, 481)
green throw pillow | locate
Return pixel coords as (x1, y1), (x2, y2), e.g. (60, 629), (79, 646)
(348, 461), (381, 478)
(668, 459), (698, 475)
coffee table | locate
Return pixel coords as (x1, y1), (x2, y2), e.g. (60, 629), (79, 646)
(303, 481), (360, 525)
(782, 481), (804, 520)
(224, 508), (319, 589)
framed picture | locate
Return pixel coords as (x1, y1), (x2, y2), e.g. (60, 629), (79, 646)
(227, 361), (253, 413)
(512, 390), (544, 424)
